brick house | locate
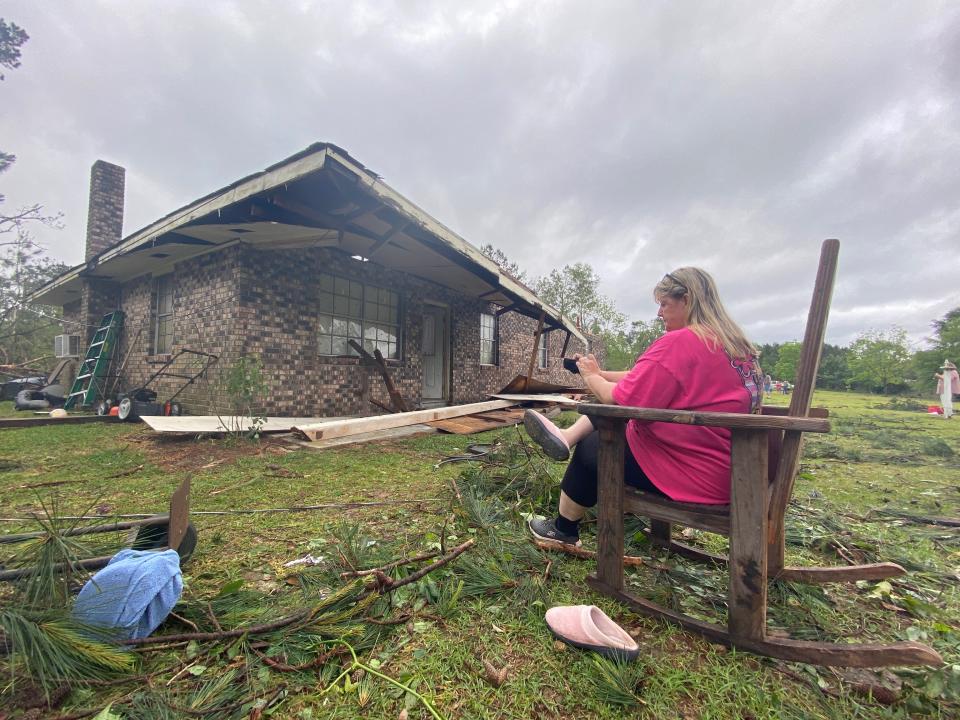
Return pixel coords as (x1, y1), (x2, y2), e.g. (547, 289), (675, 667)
(30, 143), (597, 416)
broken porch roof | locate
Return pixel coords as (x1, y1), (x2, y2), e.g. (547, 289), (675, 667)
(29, 142), (587, 344)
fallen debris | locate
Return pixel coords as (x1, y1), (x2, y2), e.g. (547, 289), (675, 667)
(348, 339), (409, 412)
(141, 416), (334, 434)
(0, 498), (444, 523)
(105, 464), (144, 479)
(428, 407), (524, 434)
(532, 539), (663, 569)
(870, 509), (960, 528)
(292, 400), (517, 442)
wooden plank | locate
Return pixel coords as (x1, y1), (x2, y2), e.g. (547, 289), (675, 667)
(166, 478), (190, 552)
(348, 340), (408, 412)
(650, 519), (671, 544)
(142, 416), (333, 434)
(594, 416), (627, 592)
(728, 429), (769, 642)
(429, 408), (525, 434)
(587, 577), (943, 667)
(762, 405), (829, 418)
(524, 312), (546, 392)
(293, 400), (517, 442)
(625, 492), (730, 535)
(768, 239), (839, 574)
(0, 414), (105, 430)
(490, 393), (580, 406)
(578, 404), (830, 433)
(777, 563), (906, 583)
(427, 418), (483, 434)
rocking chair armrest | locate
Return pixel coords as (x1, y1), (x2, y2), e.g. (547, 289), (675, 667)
(578, 403), (831, 433)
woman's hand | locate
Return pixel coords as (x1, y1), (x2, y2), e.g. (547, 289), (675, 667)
(577, 354), (602, 377)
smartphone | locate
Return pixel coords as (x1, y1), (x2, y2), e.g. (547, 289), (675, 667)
(562, 357), (580, 374)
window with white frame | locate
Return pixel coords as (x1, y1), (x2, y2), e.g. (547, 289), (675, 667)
(480, 312), (497, 365)
(154, 275), (174, 354)
(317, 273), (400, 358)
(538, 331), (549, 369)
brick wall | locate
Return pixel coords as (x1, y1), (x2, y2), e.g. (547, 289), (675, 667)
(85, 161), (125, 261)
(115, 249), (243, 415)
(100, 244), (596, 417)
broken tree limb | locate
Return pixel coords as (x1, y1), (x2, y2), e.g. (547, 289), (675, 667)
(124, 540), (477, 647)
(368, 538), (476, 593)
(105, 464), (144, 479)
(0, 499), (443, 523)
(292, 400), (517, 442)
(348, 339), (408, 412)
(870, 509), (960, 528)
(339, 549), (441, 579)
(123, 609), (313, 646)
(533, 539), (667, 570)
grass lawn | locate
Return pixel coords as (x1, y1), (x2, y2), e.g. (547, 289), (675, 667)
(1, 390), (958, 718)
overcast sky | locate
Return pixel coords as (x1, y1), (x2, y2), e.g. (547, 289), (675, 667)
(2, 1), (958, 347)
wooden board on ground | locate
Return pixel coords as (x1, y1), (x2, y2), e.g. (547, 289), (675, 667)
(0, 414), (105, 430)
(285, 423), (437, 450)
(292, 399), (517, 442)
(142, 416), (336, 434)
(428, 407), (525, 434)
(490, 393), (581, 406)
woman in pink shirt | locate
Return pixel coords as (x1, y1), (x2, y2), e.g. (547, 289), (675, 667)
(526, 268), (762, 546)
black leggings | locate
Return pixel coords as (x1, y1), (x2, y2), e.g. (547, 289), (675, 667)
(561, 429), (666, 508)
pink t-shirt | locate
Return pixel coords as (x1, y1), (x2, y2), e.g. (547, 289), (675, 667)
(611, 327), (752, 505)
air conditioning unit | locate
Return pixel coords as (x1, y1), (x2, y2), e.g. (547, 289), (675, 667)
(54, 334), (81, 358)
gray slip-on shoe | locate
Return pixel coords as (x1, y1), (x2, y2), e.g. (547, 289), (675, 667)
(523, 409), (570, 461)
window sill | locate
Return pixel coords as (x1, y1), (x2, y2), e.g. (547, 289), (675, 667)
(318, 355), (402, 366)
(148, 354), (173, 364)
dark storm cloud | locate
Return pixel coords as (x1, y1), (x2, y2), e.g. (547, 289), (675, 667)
(1, 0), (957, 346)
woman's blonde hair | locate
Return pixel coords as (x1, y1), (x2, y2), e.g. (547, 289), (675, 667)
(653, 267), (756, 360)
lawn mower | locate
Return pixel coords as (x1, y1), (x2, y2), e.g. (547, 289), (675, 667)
(96, 348), (218, 421)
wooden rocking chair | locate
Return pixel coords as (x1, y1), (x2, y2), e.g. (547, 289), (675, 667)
(580, 239), (942, 667)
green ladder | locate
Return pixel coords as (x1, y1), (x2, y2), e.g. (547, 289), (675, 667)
(64, 311), (124, 410)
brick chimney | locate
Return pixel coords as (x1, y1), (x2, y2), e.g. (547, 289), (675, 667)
(85, 160), (125, 261)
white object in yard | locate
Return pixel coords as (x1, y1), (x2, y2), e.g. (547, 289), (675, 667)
(282, 554), (326, 568)
(141, 416), (334, 434)
(293, 400), (517, 442)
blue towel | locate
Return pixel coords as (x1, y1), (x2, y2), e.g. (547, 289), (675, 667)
(72, 549), (183, 641)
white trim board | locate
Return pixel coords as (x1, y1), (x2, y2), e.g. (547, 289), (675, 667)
(141, 416), (336, 434)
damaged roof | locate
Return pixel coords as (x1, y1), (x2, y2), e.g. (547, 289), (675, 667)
(29, 143), (586, 343)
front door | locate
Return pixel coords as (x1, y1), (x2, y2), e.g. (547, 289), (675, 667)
(421, 305), (448, 405)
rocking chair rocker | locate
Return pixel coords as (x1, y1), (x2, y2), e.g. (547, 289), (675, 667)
(580, 239), (942, 667)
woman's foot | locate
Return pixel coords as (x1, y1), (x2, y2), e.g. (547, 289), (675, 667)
(528, 517), (581, 547)
(523, 409), (570, 461)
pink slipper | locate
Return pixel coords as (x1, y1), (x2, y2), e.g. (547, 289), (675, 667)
(545, 605), (640, 661)
(523, 409), (570, 461)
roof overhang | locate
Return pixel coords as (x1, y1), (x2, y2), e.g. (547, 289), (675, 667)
(29, 143), (586, 344)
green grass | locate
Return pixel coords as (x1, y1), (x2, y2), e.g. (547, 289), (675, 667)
(1, 391), (958, 718)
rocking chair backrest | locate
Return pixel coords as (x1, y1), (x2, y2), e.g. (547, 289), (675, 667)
(765, 239), (840, 530)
